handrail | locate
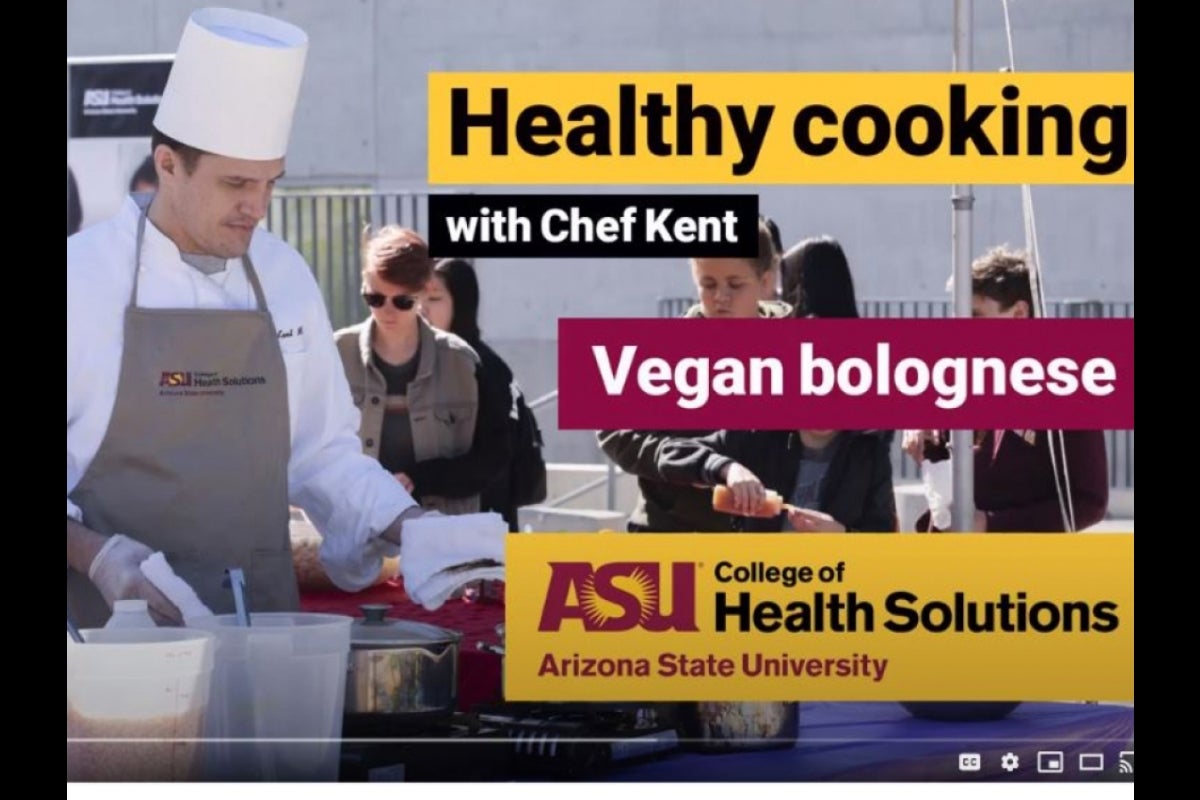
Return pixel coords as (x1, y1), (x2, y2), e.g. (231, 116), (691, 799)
(545, 475), (611, 508)
(528, 389), (559, 411)
(522, 389), (619, 511)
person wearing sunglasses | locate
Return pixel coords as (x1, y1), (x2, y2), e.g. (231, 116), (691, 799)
(421, 258), (548, 532)
(334, 227), (512, 517)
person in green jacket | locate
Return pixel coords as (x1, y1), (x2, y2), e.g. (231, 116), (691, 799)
(597, 217), (792, 532)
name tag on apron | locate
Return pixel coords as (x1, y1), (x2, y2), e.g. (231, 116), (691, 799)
(277, 324), (307, 354)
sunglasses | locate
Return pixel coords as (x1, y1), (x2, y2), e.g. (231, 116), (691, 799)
(362, 291), (418, 311)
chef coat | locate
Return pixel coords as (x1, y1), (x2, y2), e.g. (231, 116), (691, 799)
(67, 195), (415, 590)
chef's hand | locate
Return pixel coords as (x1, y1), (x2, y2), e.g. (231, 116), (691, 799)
(901, 429), (938, 463)
(787, 508), (847, 533)
(393, 472), (414, 493)
(720, 462), (765, 515)
(88, 534), (183, 626)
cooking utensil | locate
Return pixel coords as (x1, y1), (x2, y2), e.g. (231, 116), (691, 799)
(345, 604), (463, 717)
(223, 568), (250, 627)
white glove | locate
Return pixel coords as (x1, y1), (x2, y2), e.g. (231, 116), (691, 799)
(88, 534), (183, 625)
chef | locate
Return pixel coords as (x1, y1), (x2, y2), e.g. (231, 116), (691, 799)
(66, 8), (423, 627)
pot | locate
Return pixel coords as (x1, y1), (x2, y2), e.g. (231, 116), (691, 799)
(479, 625), (679, 728)
(675, 702), (800, 752)
(345, 604), (462, 717)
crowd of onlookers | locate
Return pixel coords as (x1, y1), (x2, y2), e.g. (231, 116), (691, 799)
(70, 171), (1108, 534)
(595, 216), (1108, 535)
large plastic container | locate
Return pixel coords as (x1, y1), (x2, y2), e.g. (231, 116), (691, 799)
(67, 627), (216, 781)
(190, 613), (352, 781)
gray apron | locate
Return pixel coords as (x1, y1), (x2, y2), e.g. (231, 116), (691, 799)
(67, 203), (298, 627)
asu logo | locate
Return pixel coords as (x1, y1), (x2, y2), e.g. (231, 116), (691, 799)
(538, 561), (699, 632)
(159, 371), (192, 387)
(82, 89), (111, 107)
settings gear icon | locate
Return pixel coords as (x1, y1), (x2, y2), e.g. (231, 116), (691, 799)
(1001, 752), (1020, 772)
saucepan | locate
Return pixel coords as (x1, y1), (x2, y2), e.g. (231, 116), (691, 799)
(344, 605), (462, 727)
(477, 625), (682, 732)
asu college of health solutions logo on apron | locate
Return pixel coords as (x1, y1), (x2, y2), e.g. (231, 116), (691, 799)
(158, 370), (268, 396)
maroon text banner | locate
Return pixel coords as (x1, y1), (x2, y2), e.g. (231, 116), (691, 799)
(557, 318), (1134, 430)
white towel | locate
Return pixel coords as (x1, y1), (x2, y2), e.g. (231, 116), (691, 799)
(139, 552), (215, 623)
(399, 512), (507, 610)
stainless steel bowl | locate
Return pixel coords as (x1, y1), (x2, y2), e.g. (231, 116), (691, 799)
(676, 702), (800, 752)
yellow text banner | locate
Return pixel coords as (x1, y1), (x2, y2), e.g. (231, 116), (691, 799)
(428, 72), (1133, 185)
(504, 533), (1133, 701)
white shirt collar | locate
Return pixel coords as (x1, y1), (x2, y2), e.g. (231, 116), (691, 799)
(121, 194), (237, 272)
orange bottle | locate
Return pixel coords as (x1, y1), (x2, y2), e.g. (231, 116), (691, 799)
(712, 485), (787, 518)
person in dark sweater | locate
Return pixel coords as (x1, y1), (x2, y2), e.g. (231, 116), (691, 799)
(653, 429), (897, 533)
(781, 235), (896, 453)
(902, 247), (1109, 532)
(907, 429), (1109, 532)
(422, 258), (527, 530)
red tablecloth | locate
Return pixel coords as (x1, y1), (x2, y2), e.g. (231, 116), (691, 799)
(299, 578), (504, 711)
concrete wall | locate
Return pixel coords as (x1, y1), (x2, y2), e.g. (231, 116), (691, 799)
(68, 0), (1135, 461)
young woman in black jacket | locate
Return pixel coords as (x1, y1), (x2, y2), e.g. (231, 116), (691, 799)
(654, 429), (898, 532)
(422, 258), (527, 530)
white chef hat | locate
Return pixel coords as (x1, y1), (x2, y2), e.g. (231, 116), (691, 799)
(154, 7), (308, 161)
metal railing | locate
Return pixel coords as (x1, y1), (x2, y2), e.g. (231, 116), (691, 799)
(260, 187), (1133, 494)
(265, 190), (432, 331)
(527, 390), (620, 511)
(657, 297), (1135, 321)
(857, 298), (1134, 320)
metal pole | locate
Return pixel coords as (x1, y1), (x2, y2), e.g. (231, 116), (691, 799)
(952, 0), (977, 531)
(606, 460), (617, 511)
